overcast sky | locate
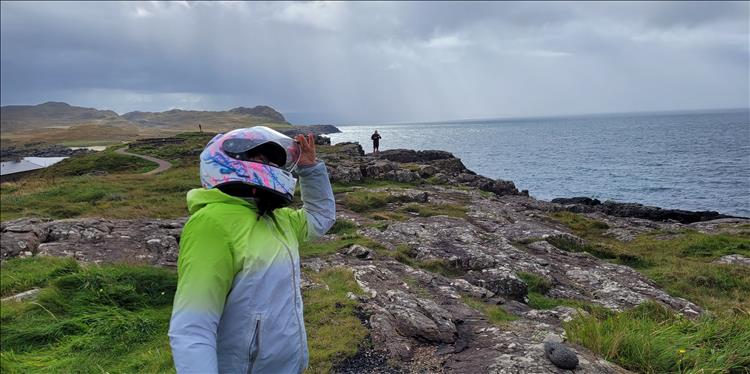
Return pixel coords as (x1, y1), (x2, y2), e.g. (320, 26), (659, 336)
(1, 1), (748, 124)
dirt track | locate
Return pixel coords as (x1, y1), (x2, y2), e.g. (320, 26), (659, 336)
(115, 147), (172, 175)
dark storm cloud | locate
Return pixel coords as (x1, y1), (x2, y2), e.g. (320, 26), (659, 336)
(1, 1), (747, 124)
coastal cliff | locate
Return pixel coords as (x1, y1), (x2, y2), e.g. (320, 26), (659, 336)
(1, 139), (748, 373)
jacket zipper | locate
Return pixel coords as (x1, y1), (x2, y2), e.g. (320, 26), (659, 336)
(264, 218), (306, 367)
(248, 317), (261, 373)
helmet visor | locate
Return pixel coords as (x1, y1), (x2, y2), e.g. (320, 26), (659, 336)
(220, 127), (301, 171)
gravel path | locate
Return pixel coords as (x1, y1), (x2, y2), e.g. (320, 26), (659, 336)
(115, 147), (172, 175)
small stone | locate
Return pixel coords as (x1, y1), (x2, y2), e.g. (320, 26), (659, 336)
(544, 342), (578, 370)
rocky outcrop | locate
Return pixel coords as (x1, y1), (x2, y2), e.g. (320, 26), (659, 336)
(320, 147), (524, 197)
(1, 217), (184, 266)
(551, 197), (739, 224)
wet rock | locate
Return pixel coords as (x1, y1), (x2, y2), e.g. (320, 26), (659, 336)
(553, 198), (737, 224)
(377, 149), (455, 163)
(544, 342), (579, 370)
(552, 197), (602, 206)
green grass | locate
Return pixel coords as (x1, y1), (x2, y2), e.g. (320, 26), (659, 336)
(327, 219), (358, 236)
(462, 296), (517, 325)
(565, 302), (750, 374)
(549, 211), (610, 237)
(300, 234), (386, 259)
(342, 191), (393, 213)
(1, 258), (371, 373)
(1, 261), (177, 373)
(386, 245), (464, 277)
(58, 140), (124, 147)
(516, 271), (613, 315)
(1, 165), (199, 221)
(303, 268), (369, 374)
(1, 257), (80, 297)
(399, 203), (467, 218)
(332, 179), (419, 193)
(547, 212), (750, 312)
(127, 132), (215, 166)
(517, 272), (552, 295)
(38, 149), (157, 177)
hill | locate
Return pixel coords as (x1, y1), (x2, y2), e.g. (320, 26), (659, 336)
(122, 105), (289, 134)
(0, 102), (293, 146)
(0, 102), (131, 133)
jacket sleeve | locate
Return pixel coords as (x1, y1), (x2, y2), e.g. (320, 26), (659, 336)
(293, 161), (336, 242)
(168, 214), (235, 373)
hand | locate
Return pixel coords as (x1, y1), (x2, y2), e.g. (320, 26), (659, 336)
(295, 133), (317, 167)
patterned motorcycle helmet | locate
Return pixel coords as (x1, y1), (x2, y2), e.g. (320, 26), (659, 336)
(199, 126), (302, 203)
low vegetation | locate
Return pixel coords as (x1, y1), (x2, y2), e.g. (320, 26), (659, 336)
(517, 272), (612, 317)
(547, 212), (750, 373)
(565, 302), (750, 373)
(462, 296), (517, 325)
(41, 149), (157, 177)
(1, 258), (369, 373)
(547, 212), (750, 312)
(1, 259), (177, 373)
(388, 244), (464, 278)
(399, 203), (467, 218)
(303, 268), (369, 373)
(127, 132), (215, 166)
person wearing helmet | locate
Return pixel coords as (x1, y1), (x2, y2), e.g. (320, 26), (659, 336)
(168, 126), (335, 373)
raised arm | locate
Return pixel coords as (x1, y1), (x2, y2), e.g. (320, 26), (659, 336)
(297, 161), (335, 239)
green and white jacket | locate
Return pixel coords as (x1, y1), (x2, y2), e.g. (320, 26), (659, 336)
(169, 162), (335, 373)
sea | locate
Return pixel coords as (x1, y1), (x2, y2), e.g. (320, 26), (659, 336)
(328, 109), (750, 217)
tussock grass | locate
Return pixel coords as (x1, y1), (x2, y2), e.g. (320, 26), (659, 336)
(517, 272), (552, 295)
(300, 234), (385, 258)
(303, 268), (368, 373)
(549, 212), (750, 373)
(1, 257), (80, 297)
(327, 219), (358, 236)
(332, 179), (419, 193)
(549, 211), (609, 236)
(342, 191), (392, 213)
(2, 258), (372, 373)
(399, 203), (467, 218)
(565, 302), (750, 373)
(462, 296), (517, 325)
(0, 260), (177, 373)
(387, 245), (464, 277)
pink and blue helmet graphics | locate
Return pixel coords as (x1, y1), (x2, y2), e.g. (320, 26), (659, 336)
(200, 126), (302, 202)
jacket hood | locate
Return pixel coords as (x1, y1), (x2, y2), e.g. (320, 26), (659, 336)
(186, 188), (256, 214)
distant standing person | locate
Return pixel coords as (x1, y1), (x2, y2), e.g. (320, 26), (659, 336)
(198, 123), (203, 133)
(371, 130), (382, 155)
